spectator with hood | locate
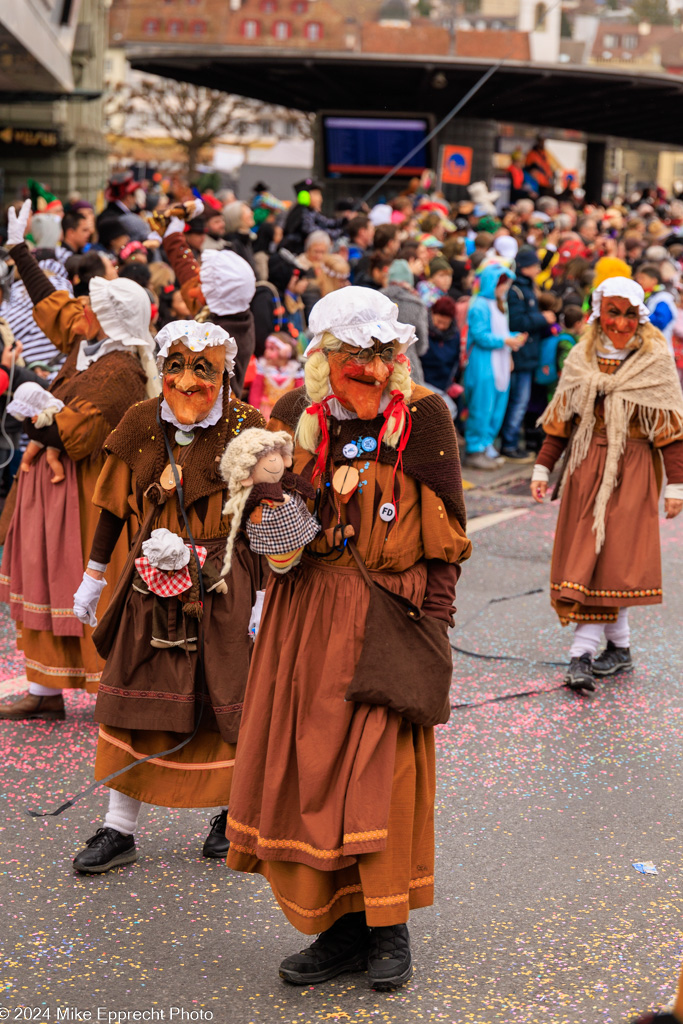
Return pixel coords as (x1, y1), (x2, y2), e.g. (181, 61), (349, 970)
(381, 258), (428, 385)
(97, 173), (149, 243)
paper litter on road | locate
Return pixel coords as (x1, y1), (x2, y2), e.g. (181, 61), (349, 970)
(632, 861), (658, 875)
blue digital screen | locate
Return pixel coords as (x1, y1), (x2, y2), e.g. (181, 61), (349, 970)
(323, 115), (429, 178)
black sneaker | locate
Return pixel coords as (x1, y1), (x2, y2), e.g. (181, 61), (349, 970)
(367, 923), (413, 990)
(279, 912), (370, 985)
(202, 809), (230, 858)
(72, 827), (136, 874)
(592, 641), (634, 678)
(565, 654), (596, 692)
(501, 448), (535, 463)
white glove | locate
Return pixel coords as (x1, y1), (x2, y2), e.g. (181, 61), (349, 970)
(190, 198), (204, 219)
(164, 217), (187, 238)
(249, 590), (265, 639)
(7, 199), (32, 246)
(73, 571), (107, 627)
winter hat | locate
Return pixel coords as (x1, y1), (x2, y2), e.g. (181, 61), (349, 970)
(387, 259), (414, 287)
(593, 257), (631, 290)
(428, 256), (452, 276)
(516, 247), (542, 269)
(432, 296), (457, 318)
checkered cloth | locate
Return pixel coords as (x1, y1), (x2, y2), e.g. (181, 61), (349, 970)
(135, 546), (207, 598)
(246, 494), (319, 555)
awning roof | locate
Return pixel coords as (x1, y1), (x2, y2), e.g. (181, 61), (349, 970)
(125, 46), (683, 148)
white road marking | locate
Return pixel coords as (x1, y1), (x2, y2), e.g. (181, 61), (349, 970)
(467, 508), (528, 535)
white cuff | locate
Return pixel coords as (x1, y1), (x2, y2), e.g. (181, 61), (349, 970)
(664, 483), (683, 500)
(146, 231), (163, 244)
(531, 464), (550, 483)
(87, 559), (108, 573)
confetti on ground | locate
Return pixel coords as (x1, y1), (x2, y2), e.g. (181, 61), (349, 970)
(1, 502), (683, 1023)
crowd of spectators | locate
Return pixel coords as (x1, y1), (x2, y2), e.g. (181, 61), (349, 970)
(3, 169), (683, 482)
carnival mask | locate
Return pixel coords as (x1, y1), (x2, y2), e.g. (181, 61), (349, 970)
(161, 340), (225, 425)
(328, 341), (395, 420)
(599, 296), (639, 349)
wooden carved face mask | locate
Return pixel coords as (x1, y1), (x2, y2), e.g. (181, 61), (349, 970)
(600, 296), (639, 349)
(161, 340), (225, 425)
(327, 341), (396, 420)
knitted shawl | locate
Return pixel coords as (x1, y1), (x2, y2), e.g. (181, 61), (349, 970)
(541, 334), (683, 552)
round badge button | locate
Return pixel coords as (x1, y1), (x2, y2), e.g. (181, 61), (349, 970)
(379, 502), (396, 522)
(361, 437), (377, 453)
(342, 443), (359, 460)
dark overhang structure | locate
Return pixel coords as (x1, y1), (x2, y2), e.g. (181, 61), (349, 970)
(125, 45), (683, 147)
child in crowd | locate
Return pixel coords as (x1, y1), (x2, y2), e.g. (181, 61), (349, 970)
(421, 295), (461, 418)
(417, 257), (453, 307)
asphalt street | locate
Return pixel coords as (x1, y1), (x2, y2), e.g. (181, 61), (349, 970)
(1, 490), (683, 1024)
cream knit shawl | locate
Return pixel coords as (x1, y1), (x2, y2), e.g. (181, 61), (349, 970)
(541, 334), (683, 552)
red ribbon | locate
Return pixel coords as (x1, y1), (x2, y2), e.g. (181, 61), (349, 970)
(376, 390), (412, 518)
(305, 394), (340, 482)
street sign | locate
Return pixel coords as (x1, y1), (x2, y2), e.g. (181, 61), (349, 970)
(440, 145), (473, 186)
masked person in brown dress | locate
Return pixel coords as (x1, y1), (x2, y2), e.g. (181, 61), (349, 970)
(224, 288), (472, 990)
(69, 320), (265, 873)
(0, 200), (159, 721)
(531, 277), (683, 692)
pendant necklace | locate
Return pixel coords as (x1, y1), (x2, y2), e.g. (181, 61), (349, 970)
(175, 428), (195, 446)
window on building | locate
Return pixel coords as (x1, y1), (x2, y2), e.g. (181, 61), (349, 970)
(190, 18), (206, 33)
(273, 19), (292, 39)
(167, 18), (185, 33)
(242, 18), (261, 37)
(622, 34), (638, 48)
(291, 0), (308, 12)
(604, 33), (617, 47)
(534, 2), (547, 30)
(143, 17), (161, 32)
(304, 20), (322, 40)
(260, 0), (277, 10)
(259, 120), (273, 134)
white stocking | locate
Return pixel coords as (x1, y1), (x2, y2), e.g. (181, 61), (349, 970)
(604, 608), (630, 649)
(569, 623), (604, 659)
(103, 790), (142, 836)
(29, 683), (61, 697)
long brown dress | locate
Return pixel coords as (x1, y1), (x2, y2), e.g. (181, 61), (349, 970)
(0, 268), (146, 692)
(538, 355), (683, 625)
(90, 391), (266, 807)
(226, 384), (472, 934)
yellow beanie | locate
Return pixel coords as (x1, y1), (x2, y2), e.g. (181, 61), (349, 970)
(593, 257), (631, 289)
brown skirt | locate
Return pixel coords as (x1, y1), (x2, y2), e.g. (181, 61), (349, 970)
(551, 435), (662, 625)
(225, 557), (435, 932)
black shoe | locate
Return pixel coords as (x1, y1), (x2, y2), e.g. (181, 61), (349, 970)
(202, 809), (230, 858)
(564, 653), (596, 692)
(367, 923), (413, 990)
(279, 912), (370, 985)
(72, 827), (136, 874)
(501, 447), (535, 463)
(592, 641), (634, 678)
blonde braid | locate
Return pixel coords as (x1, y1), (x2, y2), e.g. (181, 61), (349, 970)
(295, 349), (331, 453)
(221, 486), (252, 577)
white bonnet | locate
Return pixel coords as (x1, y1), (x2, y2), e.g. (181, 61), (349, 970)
(305, 286), (416, 357)
(369, 204), (393, 227)
(142, 529), (190, 571)
(588, 276), (650, 325)
(89, 277), (154, 352)
(155, 320), (238, 375)
(6, 381), (64, 420)
(199, 249), (256, 316)
(493, 235), (519, 261)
